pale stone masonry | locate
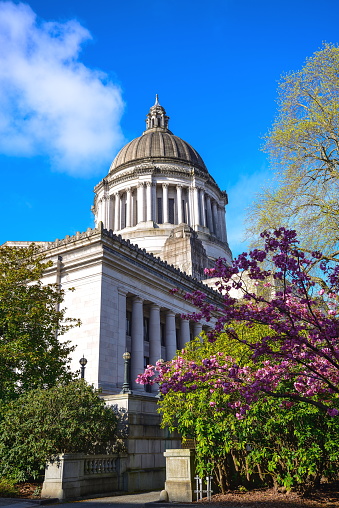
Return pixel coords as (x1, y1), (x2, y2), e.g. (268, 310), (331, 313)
(41, 222), (222, 393)
(35, 97), (231, 392)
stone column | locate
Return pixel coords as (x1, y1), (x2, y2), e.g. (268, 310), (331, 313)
(114, 192), (120, 231)
(206, 195), (213, 233)
(126, 188), (132, 228)
(193, 187), (200, 227)
(117, 288), (127, 387)
(176, 185), (183, 224)
(200, 189), (207, 227)
(193, 322), (203, 339)
(188, 187), (194, 227)
(131, 190), (137, 227)
(212, 201), (218, 236)
(146, 182), (152, 221)
(218, 205), (226, 242)
(108, 196), (114, 231)
(162, 183), (169, 223)
(149, 304), (161, 366)
(137, 182), (145, 223)
(179, 319), (190, 349)
(222, 205), (228, 242)
(130, 296), (144, 390)
(149, 304), (161, 393)
(151, 183), (157, 222)
(101, 196), (109, 228)
(165, 310), (177, 361)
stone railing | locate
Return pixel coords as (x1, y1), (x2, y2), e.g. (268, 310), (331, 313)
(84, 456), (118, 475)
(41, 453), (128, 501)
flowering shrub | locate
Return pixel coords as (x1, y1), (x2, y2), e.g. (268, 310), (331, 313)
(155, 334), (339, 493)
(137, 229), (339, 418)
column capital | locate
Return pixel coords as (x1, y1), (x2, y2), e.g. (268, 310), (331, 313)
(146, 181), (152, 187)
(166, 309), (176, 317)
(150, 303), (160, 311)
(138, 181), (145, 188)
(162, 182), (169, 189)
(132, 295), (143, 304)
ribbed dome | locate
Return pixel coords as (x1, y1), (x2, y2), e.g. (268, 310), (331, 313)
(110, 96), (207, 173)
(110, 131), (207, 172)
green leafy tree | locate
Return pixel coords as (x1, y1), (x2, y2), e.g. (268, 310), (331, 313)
(0, 244), (80, 401)
(248, 43), (339, 260)
(0, 381), (120, 481)
(158, 328), (339, 493)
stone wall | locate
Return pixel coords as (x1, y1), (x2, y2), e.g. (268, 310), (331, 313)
(104, 393), (181, 493)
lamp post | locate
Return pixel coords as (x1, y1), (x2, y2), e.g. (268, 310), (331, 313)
(121, 351), (132, 394)
(79, 355), (87, 379)
(155, 359), (164, 398)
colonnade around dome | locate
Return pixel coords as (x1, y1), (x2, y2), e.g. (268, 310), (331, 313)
(95, 179), (227, 243)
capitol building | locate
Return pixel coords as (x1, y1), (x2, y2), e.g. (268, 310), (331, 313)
(7, 97), (234, 493)
(27, 97), (232, 394)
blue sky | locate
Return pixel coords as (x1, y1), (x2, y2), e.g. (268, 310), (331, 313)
(1, 0), (339, 257)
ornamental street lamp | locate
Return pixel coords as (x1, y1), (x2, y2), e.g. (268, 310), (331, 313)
(121, 351), (132, 394)
(79, 355), (87, 379)
(155, 359), (164, 399)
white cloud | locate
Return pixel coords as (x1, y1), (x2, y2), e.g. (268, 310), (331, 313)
(0, 1), (124, 176)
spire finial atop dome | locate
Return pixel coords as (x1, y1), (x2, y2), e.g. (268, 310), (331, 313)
(145, 95), (170, 132)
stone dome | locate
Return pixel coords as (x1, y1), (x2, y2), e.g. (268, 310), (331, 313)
(110, 95), (207, 172)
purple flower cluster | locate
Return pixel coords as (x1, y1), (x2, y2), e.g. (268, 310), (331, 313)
(136, 229), (339, 418)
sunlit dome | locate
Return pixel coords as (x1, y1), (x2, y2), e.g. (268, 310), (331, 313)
(110, 95), (207, 173)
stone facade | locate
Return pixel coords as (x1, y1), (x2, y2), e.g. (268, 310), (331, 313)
(29, 98), (231, 393)
(40, 223), (221, 393)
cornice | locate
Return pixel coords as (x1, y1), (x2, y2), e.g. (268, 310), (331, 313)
(94, 163), (223, 197)
(42, 223), (222, 304)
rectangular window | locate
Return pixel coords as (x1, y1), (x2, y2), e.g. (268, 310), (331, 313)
(169, 198), (175, 224)
(144, 317), (149, 342)
(176, 328), (180, 350)
(182, 199), (186, 223)
(126, 311), (132, 336)
(157, 197), (163, 223)
(161, 322), (166, 346)
(121, 201), (127, 229)
(134, 198), (138, 226)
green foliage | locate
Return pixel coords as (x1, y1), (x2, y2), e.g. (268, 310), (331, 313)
(0, 244), (80, 401)
(0, 381), (119, 481)
(0, 477), (18, 497)
(244, 398), (339, 491)
(159, 326), (339, 493)
(247, 43), (339, 259)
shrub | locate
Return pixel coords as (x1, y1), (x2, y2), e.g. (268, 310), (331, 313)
(0, 380), (119, 481)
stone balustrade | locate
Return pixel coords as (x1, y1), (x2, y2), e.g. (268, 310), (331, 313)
(41, 453), (127, 500)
